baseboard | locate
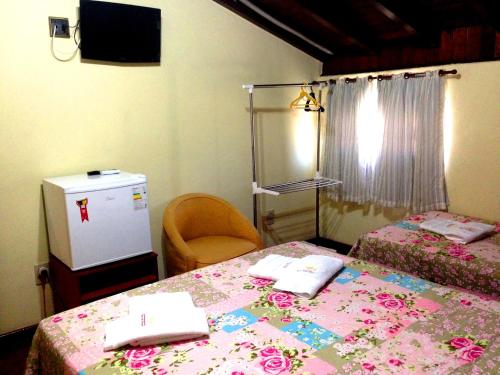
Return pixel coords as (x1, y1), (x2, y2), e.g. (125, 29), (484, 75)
(0, 325), (37, 351)
(306, 237), (352, 255)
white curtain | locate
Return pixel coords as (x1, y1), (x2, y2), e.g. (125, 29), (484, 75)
(324, 77), (369, 203)
(323, 71), (448, 212)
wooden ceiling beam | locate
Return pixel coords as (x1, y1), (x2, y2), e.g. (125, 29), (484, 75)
(212, 0), (331, 61)
(277, 0), (376, 54)
(322, 26), (499, 76)
(371, 0), (417, 34)
(213, 0), (499, 71)
(302, 1), (382, 54)
(371, 0), (439, 46)
(464, 0), (500, 31)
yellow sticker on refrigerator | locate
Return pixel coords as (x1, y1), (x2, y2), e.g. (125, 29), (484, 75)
(132, 187), (147, 210)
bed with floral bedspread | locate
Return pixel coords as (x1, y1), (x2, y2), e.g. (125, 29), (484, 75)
(26, 241), (499, 375)
(349, 211), (499, 297)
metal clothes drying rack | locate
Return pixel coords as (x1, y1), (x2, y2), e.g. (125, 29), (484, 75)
(242, 81), (342, 239)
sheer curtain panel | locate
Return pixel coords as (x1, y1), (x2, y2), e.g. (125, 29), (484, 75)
(323, 71), (448, 212)
(323, 78), (370, 203)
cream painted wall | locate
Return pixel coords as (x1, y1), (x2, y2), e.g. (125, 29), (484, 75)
(443, 62), (500, 220)
(321, 61), (500, 245)
(0, 0), (321, 333)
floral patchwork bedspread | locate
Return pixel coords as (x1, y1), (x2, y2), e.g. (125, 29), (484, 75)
(26, 241), (500, 375)
(349, 211), (500, 297)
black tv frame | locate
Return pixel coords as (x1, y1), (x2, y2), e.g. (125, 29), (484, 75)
(79, 0), (161, 63)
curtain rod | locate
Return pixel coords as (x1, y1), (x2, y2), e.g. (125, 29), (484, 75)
(243, 69), (458, 90)
(341, 69), (458, 84)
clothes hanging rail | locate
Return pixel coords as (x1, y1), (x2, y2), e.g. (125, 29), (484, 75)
(243, 82), (341, 237)
(242, 81), (328, 90)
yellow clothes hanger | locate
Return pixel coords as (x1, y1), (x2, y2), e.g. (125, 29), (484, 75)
(289, 85), (323, 111)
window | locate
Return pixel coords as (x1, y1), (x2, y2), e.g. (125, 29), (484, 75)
(323, 72), (448, 212)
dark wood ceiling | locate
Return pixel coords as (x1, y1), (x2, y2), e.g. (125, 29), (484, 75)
(213, 0), (500, 75)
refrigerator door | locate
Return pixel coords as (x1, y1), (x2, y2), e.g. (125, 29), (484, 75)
(65, 183), (152, 270)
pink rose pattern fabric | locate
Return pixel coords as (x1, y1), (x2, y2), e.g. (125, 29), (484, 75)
(443, 335), (489, 364)
(259, 347), (291, 375)
(349, 211), (499, 296)
(25, 241), (499, 375)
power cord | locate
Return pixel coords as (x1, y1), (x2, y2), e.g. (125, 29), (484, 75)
(38, 268), (50, 318)
(50, 22), (80, 61)
(73, 20), (81, 49)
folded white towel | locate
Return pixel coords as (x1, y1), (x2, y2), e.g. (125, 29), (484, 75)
(420, 219), (495, 244)
(104, 307), (209, 350)
(103, 292), (209, 351)
(247, 254), (299, 281)
(273, 255), (344, 299)
(128, 292), (195, 315)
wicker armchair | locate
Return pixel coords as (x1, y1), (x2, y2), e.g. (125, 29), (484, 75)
(163, 193), (263, 276)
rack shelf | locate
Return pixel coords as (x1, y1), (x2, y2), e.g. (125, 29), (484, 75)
(257, 177), (341, 195)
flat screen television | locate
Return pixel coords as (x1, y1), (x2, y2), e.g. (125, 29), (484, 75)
(79, 0), (161, 63)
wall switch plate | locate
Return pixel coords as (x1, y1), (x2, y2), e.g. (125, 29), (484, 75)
(49, 17), (70, 38)
(34, 263), (50, 285)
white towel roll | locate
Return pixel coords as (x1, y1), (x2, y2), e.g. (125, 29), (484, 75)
(247, 254), (299, 281)
(273, 255), (344, 299)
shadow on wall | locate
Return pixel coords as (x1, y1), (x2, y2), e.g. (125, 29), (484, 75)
(320, 195), (409, 244)
(150, 201), (167, 279)
(38, 186), (50, 263)
(261, 206), (315, 247)
(254, 107), (295, 189)
(38, 186), (54, 318)
(161, 230), (170, 278)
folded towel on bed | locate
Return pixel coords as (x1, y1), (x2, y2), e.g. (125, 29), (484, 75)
(420, 219), (495, 244)
(103, 292), (209, 351)
(247, 254), (299, 281)
(273, 255), (344, 299)
(104, 308), (209, 350)
(128, 292), (194, 315)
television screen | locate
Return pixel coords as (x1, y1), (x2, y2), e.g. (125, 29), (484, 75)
(79, 1), (161, 63)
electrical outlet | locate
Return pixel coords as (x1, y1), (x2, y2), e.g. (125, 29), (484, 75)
(264, 209), (275, 225)
(34, 263), (50, 285)
(48, 17), (70, 38)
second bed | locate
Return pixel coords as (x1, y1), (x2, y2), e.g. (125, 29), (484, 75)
(349, 211), (499, 297)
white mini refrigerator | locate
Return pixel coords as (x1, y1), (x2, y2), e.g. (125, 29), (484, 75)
(43, 172), (153, 270)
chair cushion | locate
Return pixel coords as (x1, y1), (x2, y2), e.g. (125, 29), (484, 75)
(186, 236), (258, 267)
